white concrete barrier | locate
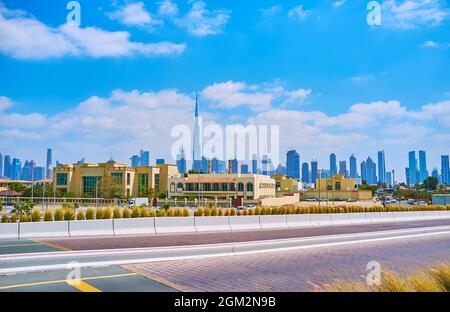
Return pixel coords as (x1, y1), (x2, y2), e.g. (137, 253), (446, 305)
(155, 217), (196, 234)
(331, 213), (352, 226)
(69, 219), (114, 237)
(348, 213), (370, 224)
(259, 215), (288, 229)
(194, 216), (231, 232)
(113, 218), (156, 236)
(0, 223), (18, 239)
(286, 214), (312, 228)
(229, 216), (261, 231)
(310, 214), (333, 226)
(19, 221), (69, 238)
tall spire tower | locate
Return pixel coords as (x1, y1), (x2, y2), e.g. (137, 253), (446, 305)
(192, 94), (202, 171)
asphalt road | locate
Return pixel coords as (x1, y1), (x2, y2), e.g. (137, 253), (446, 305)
(35, 219), (450, 251)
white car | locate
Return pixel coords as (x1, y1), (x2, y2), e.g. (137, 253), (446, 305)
(246, 205), (256, 209)
(305, 198), (317, 202)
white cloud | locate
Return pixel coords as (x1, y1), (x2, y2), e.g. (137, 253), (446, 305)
(333, 0), (347, 8)
(260, 6), (282, 17)
(288, 5), (311, 20)
(382, 0), (449, 29)
(201, 81), (312, 111)
(107, 2), (162, 28)
(0, 96), (13, 112)
(158, 0), (179, 16)
(176, 1), (230, 36)
(0, 2), (185, 59)
(420, 40), (439, 48)
(350, 74), (375, 83)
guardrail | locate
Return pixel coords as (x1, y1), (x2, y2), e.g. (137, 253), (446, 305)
(0, 211), (449, 239)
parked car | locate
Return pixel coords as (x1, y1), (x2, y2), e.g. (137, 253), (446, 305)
(236, 206), (246, 210)
(246, 204), (256, 209)
(415, 201), (428, 206)
(347, 198), (357, 202)
(305, 198), (317, 202)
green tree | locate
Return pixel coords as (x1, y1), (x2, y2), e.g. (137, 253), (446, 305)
(421, 177), (438, 191)
(98, 176), (123, 199)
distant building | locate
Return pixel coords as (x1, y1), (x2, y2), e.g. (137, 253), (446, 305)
(46, 148), (53, 179)
(385, 171), (392, 188)
(339, 160), (348, 178)
(330, 153), (337, 176)
(418, 150), (428, 184)
(140, 150), (150, 166)
(3, 155), (11, 179)
(441, 155), (449, 185)
(361, 157), (377, 185)
(11, 158), (21, 180)
(20, 160), (35, 181)
(408, 151), (419, 186)
(156, 159), (165, 165)
(130, 155), (140, 167)
(231, 159), (239, 174)
(431, 167), (439, 180)
(349, 154), (357, 178)
(0, 153), (3, 177)
(33, 167), (45, 181)
(241, 164), (249, 174)
(377, 150), (386, 184)
(310, 160), (318, 185)
(176, 150), (187, 174)
(273, 174), (299, 195)
(286, 150), (300, 179)
(301, 162), (310, 183)
(261, 155), (272, 176)
(252, 155), (258, 174)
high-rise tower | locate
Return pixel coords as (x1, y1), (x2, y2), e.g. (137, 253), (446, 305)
(192, 95), (202, 171)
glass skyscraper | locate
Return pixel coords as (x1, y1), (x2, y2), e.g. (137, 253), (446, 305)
(286, 150), (300, 179)
(408, 151), (418, 186)
(377, 150), (386, 184)
(301, 162), (310, 183)
(310, 160), (318, 184)
(441, 155), (449, 185)
(418, 150), (428, 184)
(349, 154), (357, 178)
(46, 148), (53, 179)
(329, 153), (337, 176)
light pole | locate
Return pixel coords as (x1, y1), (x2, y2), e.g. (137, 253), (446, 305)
(317, 169), (322, 207)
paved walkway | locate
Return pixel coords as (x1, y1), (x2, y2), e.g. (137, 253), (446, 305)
(124, 232), (450, 292)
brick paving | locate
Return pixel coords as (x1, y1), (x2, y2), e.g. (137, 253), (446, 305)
(40, 219), (450, 251)
(124, 233), (450, 292)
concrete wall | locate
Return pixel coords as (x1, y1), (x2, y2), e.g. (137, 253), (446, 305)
(261, 193), (300, 206)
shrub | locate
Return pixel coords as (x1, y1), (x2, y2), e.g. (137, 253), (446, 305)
(113, 207), (122, 219)
(149, 209), (157, 217)
(230, 208), (236, 216)
(44, 210), (53, 222)
(19, 214), (30, 222)
(76, 211), (86, 220)
(182, 207), (190, 217)
(224, 209), (230, 216)
(166, 208), (175, 217)
(131, 207), (141, 218)
(86, 208), (95, 220)
(64, 208), (75, 221)
(122, 208), (132, 218)
(194, 208), (204, 216)
(31, 208), (42, 222)
(1, 213), (8, 223)
(157, 209), (166, 217)
(218, 209), (224, 216)
(204, 208), (211, 217)
(54, 208), (64, 221)
(174, 208), (182, 217)
(254, 207), (261, 215)
(243, 209), (248, 216)
(248, 209), (255, 215)
(102, 208), (112, 219)
(95, 208), (104, 220)
(139, 207), (150, 218)
(10, 213), (17, 223)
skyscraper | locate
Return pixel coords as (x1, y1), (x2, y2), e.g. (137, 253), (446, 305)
(441, 155), (449, 185)
(349, 154), (357, 178)
(377, 150), (386, 184)
(431, 167), (439, 180)
(176, 149), (187, 174)
(329, 153), (337, 176)
(46, 148), (53, 179)
(211, 158), (219, 174)
(156, 159), (165, 165)
(0, 153), (3, 177)
(301, 162), (310, 183)
(11, 158), (21, 180)
(140, 150), (150, 166)
(361, 157), (377, 185)
(418, 150), (428, 183)
(130, 155), (140, 167)
(240, 164), (249, 174)
(33, 167), (45, 181)
(4, 155), (11, 178)
(231, 159), (239, 174)
(192, 96), (202, 171)
(286, 150), (300, 179)
(261, 155), (272, 176)
(252, 155), (258, 174)
(408, 151), (418, 186)
(310, 160), (318, 184)
(385, 171), (392, 188)
(20, 160), (35, 181)
(339, 160), (348, 178)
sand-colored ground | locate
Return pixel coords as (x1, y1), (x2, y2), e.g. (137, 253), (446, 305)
(294, 201), (381, 207)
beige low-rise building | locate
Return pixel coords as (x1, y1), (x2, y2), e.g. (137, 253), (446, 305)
(272, 175), (299, 195)
(53, 162), (178, 198)
(168, 173), (276, 200)
(300, 174), (372, 201)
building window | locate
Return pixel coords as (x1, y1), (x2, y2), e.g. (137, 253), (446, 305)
(221, 183), (228, 191)
(187, 183), (194, 191)
(170, 183), (176, 193)
(127, 173), (131, 186)
(111, 172), (123, 183)
(177, 182), (184, 191)
(213, 183), (219, 191)
(335, 182), (341, 190)
(238, 182), (244, 192)
(155, 174), (160, 192)
(230, 183), (236, 191)
(327, 185), (332, 191)
(138, 174), (149, 195)
(203, 183), (211, 192)
(82, 176), (100, 196)
(56, 173), (68, 186)
(247, 182), (254, 192)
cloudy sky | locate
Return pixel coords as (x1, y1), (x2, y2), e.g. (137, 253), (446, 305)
(0, 0), (449, 181)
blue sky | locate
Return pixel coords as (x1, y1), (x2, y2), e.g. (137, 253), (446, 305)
(0, 0), (449, 181)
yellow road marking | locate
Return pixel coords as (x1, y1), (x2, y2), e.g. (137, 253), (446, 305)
(35, 240), (71, 251)
(0, 273), (138, 290)
(0, 244), (41, 248)
(66, 280), (101, 292)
